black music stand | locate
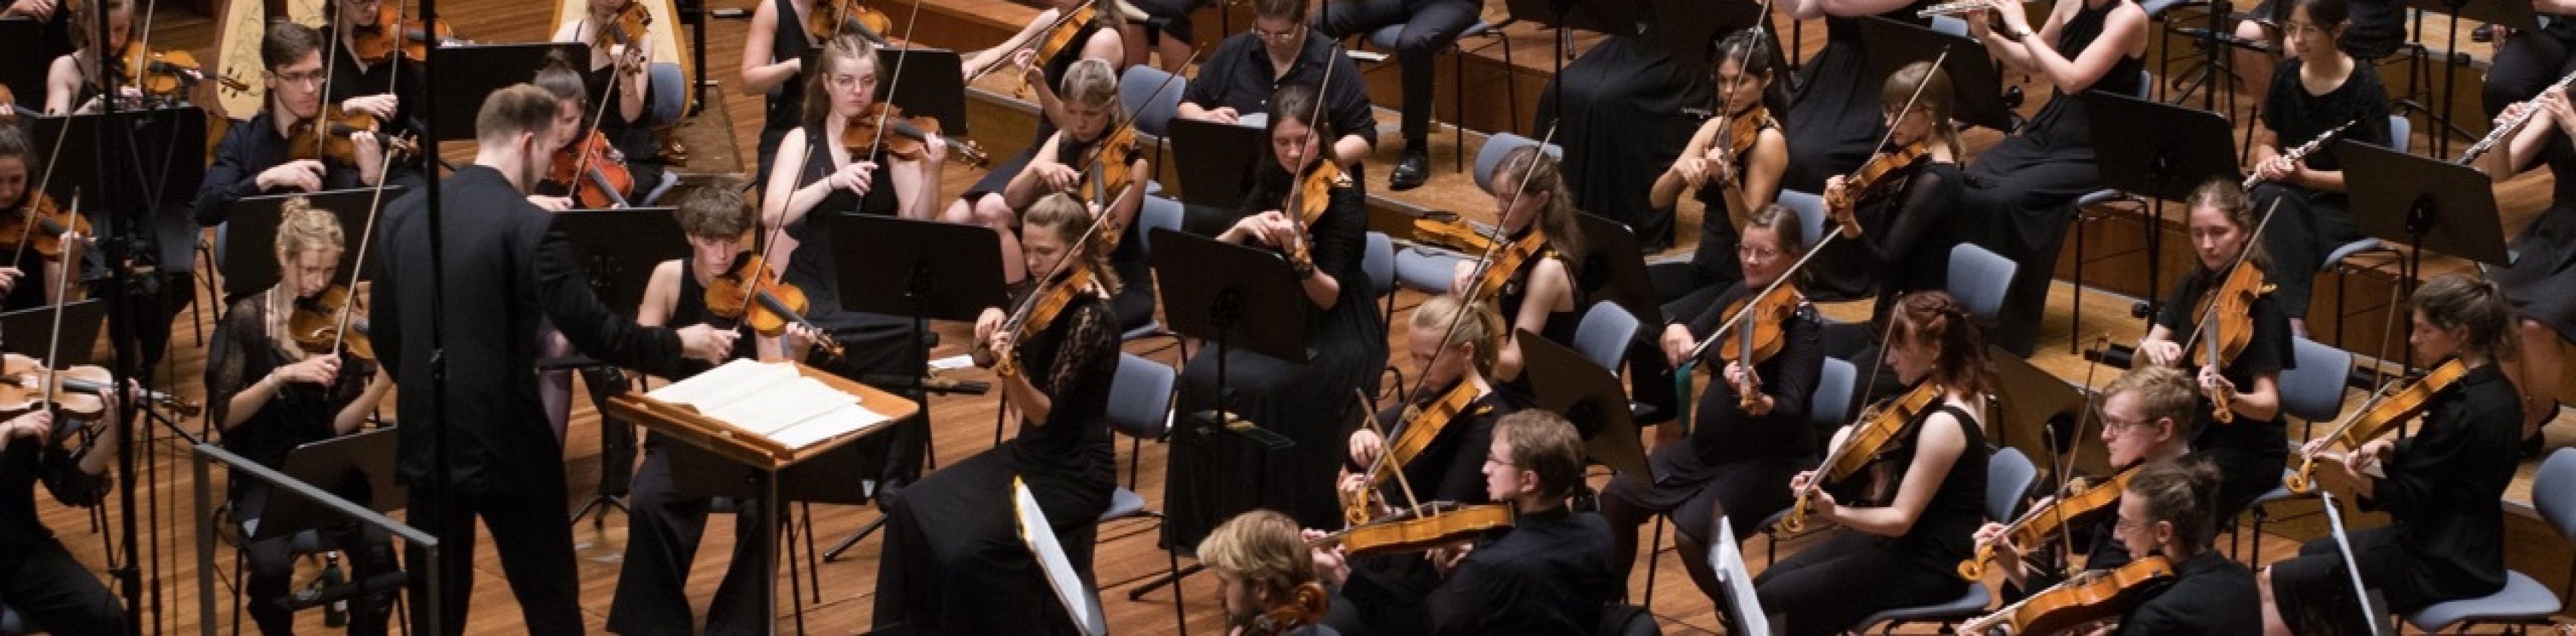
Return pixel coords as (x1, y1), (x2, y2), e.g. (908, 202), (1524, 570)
(1987, 343), (2102, 480)
(220, 188), (405, 301)
(2086, 92), (2239, 323)
(1166, 117), (1268, 210)
(0, 18), (47, 112)
(1860, 17), (2015, 132)
(2344, 140), (2510, 368)
(549, 207), (683, 527)
(2401, 0), (2537, 158)
(826, 214), (1005, 554)
(428, 43), (589, 142)
(1571, 211), (1661, 329)
(1519, 329), (1649, 478)
(28, 108), (207, 211)
(248, 429), (407, 622)
(0, 299), (108, 367)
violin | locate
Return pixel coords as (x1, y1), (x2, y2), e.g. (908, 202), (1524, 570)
(1824, 141), (1930, 214)
(810, 0), (893, 45)
(1720, 107), (1772, 164)
(349, 3), (463, 64)
(1345, 381), (1481, 525)
(703, 254), (846, 362)
(1716, 284), (1799, 409)
(286, 105), (421, 166)
(1781, 380), (1942, 533)
(1315, 501), (1513, 559)
(974, 263), (1093, 378)
(1405, 212), (1499, 255)
(1277, 161), (1350, 274)
(548, 130), (635, 209)
(963, 0), (1094, 96)
(1959, 465), (2139, 581)
(1070, 123), (1138, 207)
(0, 354), (200, 418)
(289, 285), (375, 362)
(2285, 359), (2468, 494)
(0, 192), (92, 263)
(2181, 263), (2272, 425)
(594, 1), (654, 55)
(117, 45), (207, 101)
(1243, 581), (1331, 636)
(844, 102), (989, 167)
(1961, 556), (2176, 636)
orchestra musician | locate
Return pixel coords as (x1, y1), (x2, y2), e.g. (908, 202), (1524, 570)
(1774, 0), (1940, 193)
(2246, 0), (2393, 337)
(2134, 179), (2292, 523)
(0, 395), (123, 636)
(1956, 0), (2149, 356)
(0, 126), (83, 311)
(947, 0), (1128, 259)
(39, 0), (129, 115)
(605, 182), (789, 636)
(369, 83), (734, 635)
(873, 193), (1122, 633)
(320, 0), (430, 146)
(552, 0), (674, 205)
(2102, 459), (2262, 635)
(970, 59), (1149, 306)
(1612, 205), (1822, 607)
(1166, 82), (1388, 539)
(1755, 290), (1991, 636)
(1650, 29), (1789, 313)
(1972, 365), (2197, 597)
(1199, 509), (1333, 636)
(1455, 145), (1581, 388)
(2261, 274), (2521, 635)
(2472, 85), (2575, 452)
(1121, 0), (1205, 73)
(206, 196), (395, 636)
(2234, 0), (2402, 118)
(1812, 61), (1962, 313)
(736, 0), (814, 186)
(1322, 293), (1514, 634)
(527, 50), (658, 209)
(1418, 410), (1616, 634)
(1311, 0), (1480, 191)
(1174, 0), (1374, 173)
(195, 22), (387, 263)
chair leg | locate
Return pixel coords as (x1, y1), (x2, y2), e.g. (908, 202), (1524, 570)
(1502, 37), (1519, 136)
(1453, 45), (1467, 174)
(1168, 546), (1188, 636)
(1642, 518), (1665, 608)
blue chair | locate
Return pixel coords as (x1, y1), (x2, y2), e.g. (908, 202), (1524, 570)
(1470, 132), (1565, 193)
(1749, 357), (1860, 568)
(1393, 245), (1465, 296)
(1777, 190), (1827, 248)
(1361, 17), (1521, 172)
(2402, 448), (2574, 631)
(0, 603), (22, 634)
(1365, 232), (1407, 398)
(1946, 242), (2017, 326)
(1930, 15), (1968, 36)
(1571, 301), (1640, 373)
(1118, 66), (1187, 197)
(1852, 447), (2034, 633)
(1121, 196), (1189, 351)
(2240, 337), (2353, 561)
(1102, 353), (1186, 633)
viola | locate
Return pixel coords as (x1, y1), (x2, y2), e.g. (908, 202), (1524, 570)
(1959, 465), (2138, 581)
(1781, 380), (1941, 533)
(1345, 380), (1481, 525)
(289, 285), (376, 362)
(1316, 501), (1513, 559)
(1824, 141), (1929, 215)
(843, 102), (989, 167)
(349, 3), (464, 64)
(810, 0), (893, 45)
(1243, 581), (1331, 636)
(2286, 359), (2468, 494)
(0, 192), (92, 263)
(1716, 283), (1799, 409)
(1960, 556), (2177, 636)
(286, 105), (421, 167)
(702, 254), (846, 362)
(0, 354), (200, 418)
(548, 130), (636, 209)
(2182, 263), (2272, 424)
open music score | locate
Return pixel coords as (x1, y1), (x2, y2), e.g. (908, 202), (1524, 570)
(605, 359), (919, 469)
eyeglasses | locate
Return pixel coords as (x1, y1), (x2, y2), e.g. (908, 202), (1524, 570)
(1252, 24), (1302, 41)
(2099, 413), (2156, 435)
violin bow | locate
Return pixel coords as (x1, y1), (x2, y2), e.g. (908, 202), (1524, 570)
(2175, 186), (2287, 357)
(1068, 49), (1198, 204)
(861, 0), (929, 159)
(324, 5), (425, 360)
(2043, 333), (2113, 572)
(1802, 314), (1904, 507)
(1348, 388), (1427, 521)
(568, 3), (649, 209)
(36, 192), (78, 413)
(1390, 126), (1550, 408)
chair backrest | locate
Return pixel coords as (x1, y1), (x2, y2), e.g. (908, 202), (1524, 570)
(1946, 242), (2017, 325)
(1987, 447), (2037, 522)
(1136, 195), (1184, 255)
(1106, 353), (1176, 440)
(2388, 114), (2412, 154)
(1118, 64), (1188, 139)
(645, 62), (688, 126)
(2132, 68), (2152, 101)
(1364, 232), (1396, 299)
(1810, 356), (1857, 428)
(2278, 336), (2355, 423)
(1777, 189), (1827, 248)
(2534, 448), (2576, 544)
(1473, 132), (1565, 193)
(0, 602), (21, 634)
(1571, 301), (1640, 372)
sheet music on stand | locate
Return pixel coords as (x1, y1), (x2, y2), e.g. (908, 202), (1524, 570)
(645, 359), (892, 451)
(1710, 516), (1769, 636)
(2317, 491), (2387, 636)
(1015, 478), (1108, 636)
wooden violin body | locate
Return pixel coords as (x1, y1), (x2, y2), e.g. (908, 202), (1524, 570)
(1280, 161), (1350, 273)
(1959, 466), (2137, 581)
(1965, 556), (2176, 636)
(1717, 283), (1799, 407)
(118, 46), (207, 101)
(350, 4), (462, 63)
(0, 354), (199, 418)
(845, 103), (989, 167)
(290, 285), (376, 362)
(704, 254), (846, 362)
(811, 0), (894, 45)
(1073, 125), (1138, 207)
(1, 192), (91, 262)
(1824, 141), (1929, 215)
(2187, 263), (2273, 425)
(974, 267), (1090, 378)
(548, 130), (635, 209)
(2286, 359), (2468, 494)
(1324, 501), (1512, 559)
(1782, 381), (1941, 533)
(287, 105), (420, 166)
(1245, 582), (1331, 636)
(1345, 381), (1480, 525)
(1405, 213), (1498, 255)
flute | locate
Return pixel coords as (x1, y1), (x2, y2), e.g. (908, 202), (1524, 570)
(1918, 0), (2030, 18)
(2459, 67), (2576, 164)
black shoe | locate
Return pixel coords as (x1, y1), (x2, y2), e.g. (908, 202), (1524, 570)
(2474, 23), (2496, 42)
(1390, 148), (1430, 191)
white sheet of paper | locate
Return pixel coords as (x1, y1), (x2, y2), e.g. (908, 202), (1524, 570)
(1015, 479), (1105, 636)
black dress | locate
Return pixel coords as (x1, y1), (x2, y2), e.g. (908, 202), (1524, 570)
(1779, 4), (1934, 193)
(1492, 235), (1580, 401)
(1051, 129), (1158, 332)
(1809, 156), (1960, 307)
(1323, 388), (1512, 636)
(1651, 110), (1778, 316)
(1755, 401), (1989, 636)
(1534, 36), (1712, 251)
(2493, 132), (2576, 343)
(964, 20), (1107, 200)
(1165, 167), (1389, 542)
(1958, 0), (2145, 355)
(0, 416), (119, 636)
(0, 196), (69, 312)
(2252, 58), (2393, 319)
(2154, 267), (2294, 522)
(1605, 282), (1822, 544)
(555, 64), (668, 205)
(872, 291), (1121, 634)
(755, 0), (813, 187)
(2268, 362), (2518, 634)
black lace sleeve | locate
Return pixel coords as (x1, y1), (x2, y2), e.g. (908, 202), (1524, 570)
(1862, 164), (1959, 271)
(205, 295), (270, 431)
(1038, 297), (1122, 430)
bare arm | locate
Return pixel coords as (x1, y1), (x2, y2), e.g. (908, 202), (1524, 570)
(1834, 405), (1971, 537)
(739, 1), (804, 95)
(761, 129), (832, 228)
(1493, 259), (1575, 381)
(332, 369), (392, 435)
(1005, 132), (1071, 208)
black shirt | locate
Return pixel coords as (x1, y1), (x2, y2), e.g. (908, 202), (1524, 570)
(2261, 58), (2393, 174)
(2360, 360), (2518, 611)
(1182, 30), (1377, 151)
(1676, 282), (1823, 461)
(2115, 550), (2261, 636)
(193, 111), (369, 226)
(1812, 157), (1959, 305)
(1424, 506), (1618, 635)
(0, 421), (105, 573)
(2152, 267), (2295, 463)
(1364, 387), (1514, 505)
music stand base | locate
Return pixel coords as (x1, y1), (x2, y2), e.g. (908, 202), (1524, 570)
(821, 513), (891, 562)
(569, 494), (628, 528)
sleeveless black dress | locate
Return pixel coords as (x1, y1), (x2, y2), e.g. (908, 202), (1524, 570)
(755, 0), (814, 186)
(1755, 401), (1990, 636)
(1779, 3), (1934, 193)
(964, 20), (1106, 200)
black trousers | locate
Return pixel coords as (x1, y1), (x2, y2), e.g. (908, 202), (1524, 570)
(1, 537), (123, 636)
(404, 481), (582, 636)
(240, 485), (397, 636)
(2486, 22), (2576, 120)
(605, 443), (773, 636)
(1752, 531), (1962, 636)
(1315, 0), (1483, 147)
(2252, 183), (2359, 318)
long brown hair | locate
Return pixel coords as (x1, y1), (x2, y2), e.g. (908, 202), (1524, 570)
(1881, 61), (1960, 154)
(2412, 274), (2518, 362)
(1021, 193), (1121, 293)
(1491, 145), (1586, 263)
(1890, 290), (1989, 397)
(2124, 457), (2224, 557)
